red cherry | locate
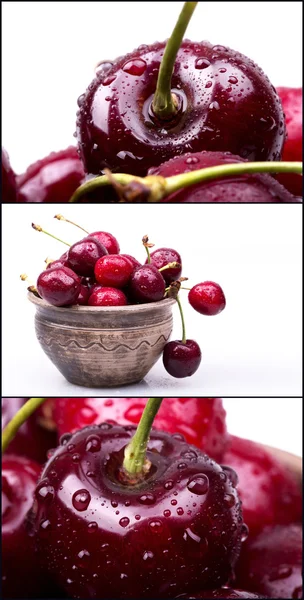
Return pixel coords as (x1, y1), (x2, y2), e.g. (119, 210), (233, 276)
(68, 237), (108, 276)
(46, 258), (69, 270)
(276, 87), (302, 196)
(189, 282), (226, 316)
(2, 148), (17, 202)
(222, 436), (302, 534)
(88, 286), (127, 306)
(147, 247), (182, 284)
(28, 425), (244, 599)
(129, 264), (166, 303)
(74, 284), (91, 305)
(94, 254), (134, 287)
(89, 230), (120, 254)
(16, 147), (85, 203)
(37, 266), (81, 306)
(163, 340), (202, 378)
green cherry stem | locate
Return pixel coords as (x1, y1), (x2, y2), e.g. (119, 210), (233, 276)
(54, 214), (89, 234)
(176, 294), (187, 344)
(159, 262), (182, 272)
(32, 223), (71, 247)
(152, 2), (198, 120)
(123, 398), (164, 479)
(2, 398), (47, 453)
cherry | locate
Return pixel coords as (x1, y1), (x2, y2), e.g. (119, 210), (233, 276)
(2, 148), (17, 202)
(37, 266), (81, 306)
(45, 257), (69, 270)
(147, 248), (182, 284)
(28, 422), (244, 598)
(163, 339), (202, 378)
(189, 282), (226, 316)
(129, 264), (166, 303)
(94, 254), (134, 287)
(120, 254), (142, 269)
(89, 230), (120, 254)
(88, 286), (127, 306)
(235, 524), (302, 599)
(2, 398), (57, 464)
(16, 146), (85, 203)
(222, 436), (302, 534)
(276, 87), (302, 196)
(74, 283), (91, 305)
(67, 237), (108, 276)
(176, 590), (265, 598)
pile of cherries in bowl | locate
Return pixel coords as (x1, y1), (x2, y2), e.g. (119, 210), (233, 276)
(2, 397), (302, 599)
(2, 2), (302, 203)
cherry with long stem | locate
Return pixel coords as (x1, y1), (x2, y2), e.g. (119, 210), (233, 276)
(32, 223), (71, 246)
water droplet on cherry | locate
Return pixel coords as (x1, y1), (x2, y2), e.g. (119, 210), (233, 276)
(187, 474), (209, 495)
(72, 489), (91, 511)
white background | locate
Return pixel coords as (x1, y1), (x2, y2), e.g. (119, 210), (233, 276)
(2, 1), (302, 173)
(2, 203), (302, 397)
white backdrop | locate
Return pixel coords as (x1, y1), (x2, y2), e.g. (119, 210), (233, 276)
(2, 203), (302, 397)
(2, 1), (302, 173)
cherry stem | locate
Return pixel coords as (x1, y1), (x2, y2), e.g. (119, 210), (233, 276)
(159, 261), (181, 272)
(2, 398), (47, 453)
(69, 161), (302, 203)
(54, 214), (89, 234)
(123, 398), (163, 478)
(32, 223), (71, 247)
(176, 294), (186, 343)
(152, 2), (198, 120)
(145, 245), (151, 264)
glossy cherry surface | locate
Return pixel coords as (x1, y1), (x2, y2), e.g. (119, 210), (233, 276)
(74, 284), (91, 305)
(88, 286), (127, 306)
(37, 266), (81, 306)
(67, 237), (108, 276)
(129, 264), (166, 302)
(77, 41), (285, 177)
(89, 231), (120, 254)
(46, 258), (69, 270)
(28, 424), (244, 599)
(163, 340), (202, 378)
(189, 282), (226, 316)
(236, 524), (302, 599)
(176, 589), (265, 598)
(16, 147), (85, 203)
(222, 436), (302, 534)
(276, 87), (302, 196)
(149, 150), (297, 203)
(94, 254), (134, 287)
(51, 397), (229, 461)
(147, 248), (182, 284)
(2, 148), (17, 202)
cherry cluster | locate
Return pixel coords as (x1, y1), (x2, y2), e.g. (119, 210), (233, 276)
(2, 397), (302, 599)
(22, 217), (226, 378)
(2, 3), (302, 203)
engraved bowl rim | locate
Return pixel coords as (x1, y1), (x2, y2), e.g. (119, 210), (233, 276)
(28, 292), (176, 313)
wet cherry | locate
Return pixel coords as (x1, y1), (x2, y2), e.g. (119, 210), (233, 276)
(89, 231), (120, 254)
(163, 340), (202, 378)
(129, 265), (166, 303)
(88, 286), (127, 306)
(94, 254), (134, 287)
(276, 87), (302, 196)
(147, 248), (182, 284)
(37, 266), (81, 307)
(2, 148), (17, 202)
(189, 282), (226, 316)
(68, 237), (108, 276)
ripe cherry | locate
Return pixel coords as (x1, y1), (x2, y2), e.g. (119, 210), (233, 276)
(88, 286), (127, 306)
(276, 87), (302, 196)
(46, 257), (69, 270)
(2, 148), (17, 202)
(37, 266), (81, 306)
(74, 284), (91, 305)
(94, 254), (134, 287)
(163, 339), (202, 378)
(129, 264), (166, 303)
(89, 230), (120, 254)
(68, 237), (108, 276)
(189, 282), (226, 316)
(147, 248), (182, 284)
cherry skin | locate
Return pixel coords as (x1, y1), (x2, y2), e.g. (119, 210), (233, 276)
(149, 151), (297, 203)
(94, 254), (134, 287)
(46, 258), (69, 270)
(129, 264), (166, 303)
(28, 424), (244, 599)
(222, 436), (302, 534)
(147, 248), (182, 284)
(163, 340), (202, 378)
(16, 146), (85, 203)
(120, 254), (142, 269)
(276, 87), (302, 196)
(235, 524), (302, 600)
(37, 266), (81, 307)
(88, 286), (127, 306)
(74, 283), (91, 305)
(89, 230), (120, 254)
(2, 148), (17, 202)
(67, 237), (108, 276)
(77, 41), (284, 177)
(189, 282), (226, 316)
(51, 397), (229, 461)
(176, 590), (265, 598)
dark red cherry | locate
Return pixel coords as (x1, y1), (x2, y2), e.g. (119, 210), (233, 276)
(37, 266), (81, 306)
(2, 148), (17, 202)
(149, 150), (297, 203)
(28, 425), (244, 599)
(146, 248), (182, 284)
(77, 40), (284, 177)
(74, 284), (91, 305)
(88, 286), (127, 306)
(129, 264), (166, 303)
(235, 524), (302, 600)
(68, 237), (108, 276)
(276, 87), (302, 196)
(163, 340), (202, 378)
(16, 147), (85, 203)
(189, 282), (226, 316)
(89, 230), (120, 254)
(94, 254), (134, 287)
(176, 589), (265, 598)
(222, 436), (302, 534)
(2, 398), (57, 464)
(46, 257), (69, 270)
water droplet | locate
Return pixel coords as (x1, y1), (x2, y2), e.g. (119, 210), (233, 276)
(77, 94), (86, 107)
(177, 507), (184, 516)
(95, 60), (113, 77)
(88, 521), (97, 533)
(72, 490), (91, 511)
(205, 81), (212, 89)
(149, 520), (163, 533)
(241, 523), (249, 542)
(164, 480), (174, 490)
(223, 493), (236, 508)
(219, 67), (227, 73)
(60, 433), (72, 446)
(67, 444), (75, 453)
(172, 433), (185, 441)
(269, 565), (293, 581)
(135, 515), (141, 521)
(260, 115), (277, 131)
(187, 474), (209, 495)
(72, 453), (80, 462)
(171, 499), (178, 506)
(221, 466), (238, 487)
(66, 579), (73, 585)
(40, 519), (51, 530)
(178, 462), (187, 470)
(213, 45), (227, 52)
(99, 422), (113, 431)
(78, 549), (90, 559)
(119, 517), (130, 528)
(120, 573), (128, 579)
(185, 157), (199, 166)
(102, 74), (116, 86)
(195, 57), (210, 69)
(183, 528), (201, 543)
(101, 543), (109, 550)
(143, 550), (154, 561)
(228, 76), (238, 84)
(122, 58), (146, 76)
(163, 510), (171, 518)
(139, 493), (155, 505)
(36, 482), (55, 502)
(86, 435), (101, 453)
(209, 101), (220, 110)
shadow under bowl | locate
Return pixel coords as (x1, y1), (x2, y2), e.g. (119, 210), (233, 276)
(28, 294), (176, 388)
